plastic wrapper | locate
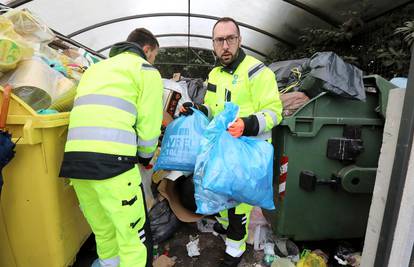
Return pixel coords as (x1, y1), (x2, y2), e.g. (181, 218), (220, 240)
(154, 108), (209, 172)
(1, 57), (75, 110)
(162, 79), (191, 118)
(196, 102), (275, 210)
(3, 9), (55, 44)
(0, 16), (33, 72)
(297, 250), (327, 267)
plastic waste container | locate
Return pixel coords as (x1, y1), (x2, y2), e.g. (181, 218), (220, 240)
(0, 86), (91, 267)
(265, 75), (397, 241)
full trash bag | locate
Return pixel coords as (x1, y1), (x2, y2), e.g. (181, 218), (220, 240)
(154, 108), (209, 172)
(194, 102), (275, 214)
(149, 199), (181, 244)
(301, 51), (366, 101)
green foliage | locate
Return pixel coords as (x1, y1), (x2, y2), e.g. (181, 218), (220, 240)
(395, 21), (414, 46)
(155, 47), (215, 79)
(266, 3), (413, 79)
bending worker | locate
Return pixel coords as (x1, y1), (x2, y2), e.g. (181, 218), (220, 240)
(180, 17), (283, 267)
(59, 28), (163, 267)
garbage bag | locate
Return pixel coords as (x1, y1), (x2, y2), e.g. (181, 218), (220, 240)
(154, 108), (209, 172)
(194, 102), (275, 213)
(301, 52), (366, 101)
(268, 58), (308, 92)
(175, 174), (197, 212)
(149, 199), (181, 244)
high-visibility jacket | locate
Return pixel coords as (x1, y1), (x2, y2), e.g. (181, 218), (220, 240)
(60, 42), (163, 180)
(203, 49), (282, 139)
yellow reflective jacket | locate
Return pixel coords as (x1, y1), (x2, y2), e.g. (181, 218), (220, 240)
(203, 50), (282, 139)
(60, 42), (163, 180)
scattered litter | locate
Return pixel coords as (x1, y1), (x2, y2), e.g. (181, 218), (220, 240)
(263, 242), (275, 266)
(346, 252), (361, 267)
(247, 207), (269, 245)
(273, 237), (300, 262)
(197, 218), (216, 233)
(271, 257), (295, 267)
(153, 254), (176, 267)
(334, 243), (360, 266)
(186, 235), (200, 257)
(253, 225), (271, 251)
(297, 249), (328, 267)
(334, 255), (348, 265)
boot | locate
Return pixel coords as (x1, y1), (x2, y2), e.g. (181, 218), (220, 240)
(213, 222), (227, 235)
(218, 253), (243, 267)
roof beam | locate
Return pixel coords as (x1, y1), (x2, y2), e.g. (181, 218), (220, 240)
(282, 0), (340, 27)
(52, 30), (106, 59)
(365, 0), (414, 23)
(67, 12), (295, 47)
(1, 0), (32, 8)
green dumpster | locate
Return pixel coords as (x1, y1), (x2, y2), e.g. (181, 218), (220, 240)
(266, 75), (397, 241)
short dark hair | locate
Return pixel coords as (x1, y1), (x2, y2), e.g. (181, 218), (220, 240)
(212, 17), (240, 37)
(127, 28), (159, 48)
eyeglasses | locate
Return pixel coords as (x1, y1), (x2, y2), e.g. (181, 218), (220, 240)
(213, 35), (239, 46)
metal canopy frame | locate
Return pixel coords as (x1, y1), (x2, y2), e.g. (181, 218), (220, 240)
(66, 12), (296, 48)
(4, 0), (412, 63)
(97, 33), (268, 58)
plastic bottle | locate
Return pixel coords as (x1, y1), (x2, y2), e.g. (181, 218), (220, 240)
(263, 241), (276, 266)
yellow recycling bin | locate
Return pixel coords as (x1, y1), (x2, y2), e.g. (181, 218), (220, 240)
(0, 87), (91, 267)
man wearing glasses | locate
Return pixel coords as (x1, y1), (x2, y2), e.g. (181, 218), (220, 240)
(181, 17), (283, 266)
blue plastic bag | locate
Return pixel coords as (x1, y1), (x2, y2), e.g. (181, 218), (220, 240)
(195, 103), (275, 211)
(154, 108), (209, 172)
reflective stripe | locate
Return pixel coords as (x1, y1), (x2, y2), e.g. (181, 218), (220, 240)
(207, 83), (217, 92)
(139, 229), (145, 237)
(254, 112), (266, 135)
(248, 63), (265, 80)
(68, 126), (137, 145)
(137, 136), (158, 148)
(203, 104), (212, 119)
(98, 256), (120, 267)
(225, 238), (245, 257)
(262, 109), (279, 125)
(74, 94), (137, 116)
(138, 229), (146, 243)
(252, 131), (272, 141)
(279, 181), (286, 193)
(142, 63), (157, 71)
(137, 150), (155, 159)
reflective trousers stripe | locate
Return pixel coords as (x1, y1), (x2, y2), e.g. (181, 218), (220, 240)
(225, 238), (245, 257)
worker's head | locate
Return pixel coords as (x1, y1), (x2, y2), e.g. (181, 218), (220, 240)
(127, 28), (159, 64)
(212, 17), (242, 66)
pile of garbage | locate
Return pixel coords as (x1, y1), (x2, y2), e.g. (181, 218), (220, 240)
(0, 8), (100, 113)
(270, 51), (366, 116)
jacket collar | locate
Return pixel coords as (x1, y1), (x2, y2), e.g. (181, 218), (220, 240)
(109, 42), (147, 60)
(220, 49), (246, 74)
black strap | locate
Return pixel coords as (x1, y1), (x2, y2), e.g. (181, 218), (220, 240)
(63, 151), (138, 163)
